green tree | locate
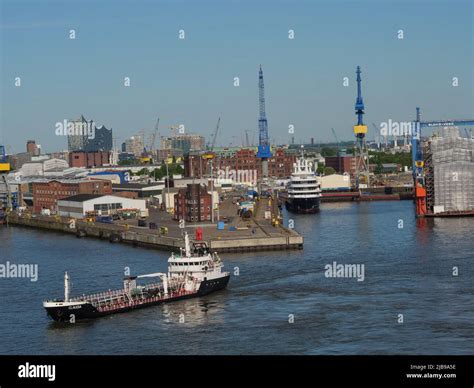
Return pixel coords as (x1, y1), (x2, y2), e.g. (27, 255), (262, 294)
(324, 166), (336, 175)
(374, 163), (383, 174)
(118, 159), (137, 166)
(316, 162), (325, 174)
(137, 168), (150, 176)
(321, 147), (337, 157)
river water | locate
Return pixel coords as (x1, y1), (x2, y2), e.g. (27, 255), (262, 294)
(0, 201), (472, 354)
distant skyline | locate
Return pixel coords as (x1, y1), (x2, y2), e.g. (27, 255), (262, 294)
(1, 0), (473, 153)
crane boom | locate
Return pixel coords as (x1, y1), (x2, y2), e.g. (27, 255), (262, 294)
(331, 128), (340, 144)
(210, 117), (220, 151)
(150, 118), (159, 152)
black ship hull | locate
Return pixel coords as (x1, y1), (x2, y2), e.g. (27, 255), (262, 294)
(45, 275), (230, 322)
(285, 197), (320, 214)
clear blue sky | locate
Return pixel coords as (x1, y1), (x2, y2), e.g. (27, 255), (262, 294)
(1, 0), (472, 153)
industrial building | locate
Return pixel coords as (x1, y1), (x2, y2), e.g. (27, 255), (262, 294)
(324, 155), (357, 175)
(88, 171), (128, 184)
(184, 147), (296, 180)
(112, 182), (164, 199)
(160, 133), (205, 155)
(20, 158), (69, 176)
(318, 174), (351, 191)
(122, 135), (144, 157)
(69, 150), (111, 168)
(174, 183), (212, 222)
(26, 140), (41, 156)
(57, 194), (147, 218)
(32, 178), (112, 213)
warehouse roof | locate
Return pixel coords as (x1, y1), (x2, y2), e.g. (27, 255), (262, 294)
(112, 183), (163, 189)
(61, 194), (105, 202)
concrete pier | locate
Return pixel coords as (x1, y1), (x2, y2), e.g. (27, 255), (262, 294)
(6, 213), (304, 253)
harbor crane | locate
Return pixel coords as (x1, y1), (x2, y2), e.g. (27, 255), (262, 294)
(140, 118), (160, 164)
(0, 145), (12, 211)
(210, 117), (220, 152)
(203, 117), (220, 160)
(353, 66), (370, 189)
(256, 65), (272, 178)
(245, 130), (251, 147)
(150, 117), (160, 153)
(331, 128), (341, 145)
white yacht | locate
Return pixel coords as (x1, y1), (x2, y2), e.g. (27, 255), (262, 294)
(285, 153), (322, 213)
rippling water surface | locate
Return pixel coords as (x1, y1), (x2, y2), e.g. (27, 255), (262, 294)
(0, 201), (472, 354)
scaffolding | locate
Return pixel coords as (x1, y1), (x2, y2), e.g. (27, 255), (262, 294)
(424, 127), (474, 213)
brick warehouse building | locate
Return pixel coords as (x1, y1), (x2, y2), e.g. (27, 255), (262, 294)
(324, 155), (358, 175)
(69, 151), (111, 168)
(174, 183), (212, 222)
(33, 179), (112, 213)
(184, 147), (297, 180)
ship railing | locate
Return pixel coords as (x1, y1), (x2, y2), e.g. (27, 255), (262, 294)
(94, 288), (198, 312)
(67, 282), (198, 313)
(70, 288), (126, 307)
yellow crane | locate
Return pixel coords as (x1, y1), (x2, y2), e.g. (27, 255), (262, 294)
(0, 145), (12, 210)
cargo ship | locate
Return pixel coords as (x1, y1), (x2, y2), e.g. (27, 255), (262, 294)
(43, 233), (230, 322)
(285, 153), (322, 213)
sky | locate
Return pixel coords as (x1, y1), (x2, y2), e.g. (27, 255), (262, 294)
(0, 0), (473, 153)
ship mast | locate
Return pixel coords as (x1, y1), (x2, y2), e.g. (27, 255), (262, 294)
(184, 232), (191, 258)
(64, 272), (70, 302)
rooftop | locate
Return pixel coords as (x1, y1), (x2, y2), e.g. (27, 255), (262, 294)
(112, 183), (163, 189)
(60, 194), (105, 202)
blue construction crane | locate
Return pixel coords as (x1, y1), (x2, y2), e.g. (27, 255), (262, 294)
(353, 66), (369, 188)
(355, 67), (365, 124)
(0, 145), (12, 211)
(0, 145), (10, 171)
(256, 65), (272, 160)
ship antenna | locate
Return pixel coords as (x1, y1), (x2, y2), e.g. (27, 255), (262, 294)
(184, 232), (191, 258)
(64, 272), (70, 302)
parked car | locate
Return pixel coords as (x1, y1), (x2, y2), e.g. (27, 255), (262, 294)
(96, 215), (113, 224)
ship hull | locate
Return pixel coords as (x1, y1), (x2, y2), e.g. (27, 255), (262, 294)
(45, 274), (230, 322)
(285, 197), (320, 214)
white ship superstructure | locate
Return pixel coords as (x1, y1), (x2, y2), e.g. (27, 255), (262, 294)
(286, 154), (322, 213)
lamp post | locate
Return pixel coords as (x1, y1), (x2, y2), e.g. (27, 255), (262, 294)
(165, 162), (170, 212)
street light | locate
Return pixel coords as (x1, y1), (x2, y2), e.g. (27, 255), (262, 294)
(165, 162), (170, 212)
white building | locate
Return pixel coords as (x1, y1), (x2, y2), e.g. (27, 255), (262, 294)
(57, 194), (147, 218)
(317, 174), (351, 191)
(20, 158), (69, 176)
